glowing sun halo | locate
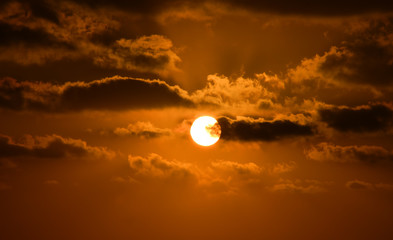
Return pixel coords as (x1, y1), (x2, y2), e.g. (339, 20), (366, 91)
(190, 116), (221, 146)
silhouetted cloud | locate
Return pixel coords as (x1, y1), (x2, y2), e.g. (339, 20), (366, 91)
(12, 0), (392, 17)
(0, 0), (59, 23)
(222, 0), (393, 16)
(0, 133), (114, 160)
(318, 38), (393, 87)
(319, 104), (393, 132)
(0, 23), (69, 47)
(285, 20), (393, 106)
(0, 2), (179, 73)
(0, 76), (193, 112)
(306, 142), (393, 163)
(217, 116), (314, 141)
(93, 35), (180, 73)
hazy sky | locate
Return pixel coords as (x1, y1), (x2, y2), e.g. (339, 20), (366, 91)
(1, 1), (393, 239)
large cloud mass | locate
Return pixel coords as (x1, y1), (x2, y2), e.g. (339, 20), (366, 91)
(0, 76), (193, 111)
(318, 104), (393, 132)
(217, 116), (314, 141)
(0, 133), (114, 160)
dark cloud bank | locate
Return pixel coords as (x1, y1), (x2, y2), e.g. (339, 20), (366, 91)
(217, 117), (314, 141)
(0, 77), (193, 112)
(0, 133), (113, 160)
(319, 104), (393, 132)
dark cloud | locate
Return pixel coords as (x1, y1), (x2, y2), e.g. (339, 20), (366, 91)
(0, 2), (179, 73)
(0, 133), (114, 160)
(285, 19), (393, 107)
(28, 1), (59, 23)
(0, 76), (193, 112)
(217, 116), (314, 141)
(17, 0), (393, 16)
(319, 40), (393, 87)
(222, 0), (393, 16)
(0, 23), (69, 47)
(0, 0), (59, 23)
(319, 104), (393, 132)
(306, 142), (393, 163)
(59, 77), (193, 111)
(66, 0), (200, 15)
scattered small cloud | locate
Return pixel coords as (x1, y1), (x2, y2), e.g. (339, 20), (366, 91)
(306, 142), (393, 163)
(0, 133), (115, 160)
(114, 121), (171, 138)
(268, 179), (329, 193)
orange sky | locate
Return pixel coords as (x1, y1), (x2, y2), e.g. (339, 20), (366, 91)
(1, 1), (393, 239)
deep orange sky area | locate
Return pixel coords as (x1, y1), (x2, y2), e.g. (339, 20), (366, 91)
(1, 1), (393, 239)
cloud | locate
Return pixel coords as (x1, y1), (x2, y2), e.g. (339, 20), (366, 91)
(285, 19), (393, 105)
(0, 133), (115, 160)
(126, 153), (270, 195)
(0, 22), (69, 47)
(217, 116), (314, 141)
(268, 179), (328, 193)
(295, 22), (393, 88)
(0, 1), (180, 73)
(268, 161), (296, 174)
(128, 153), (198, 185)
(114, 121), (171, 138)
(346, 180), (374, 190)
(93, 35), (181, 74)
(346, 180), (393, 191)
(220, 0), (393, 16)
(318, 33), (393, 87)
(318, 104), (393, 132)
(126, 153), (309, 196)
(191, 74), (278, 107)
(306, 142), (393, 163)
(12, 0), (392, 17)
(0, 0), (59, 23)
(210, 160), (262, 177)
(0, 76), (193, 112)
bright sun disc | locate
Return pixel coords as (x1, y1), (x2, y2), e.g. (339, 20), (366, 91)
(190, 116), (221, 146)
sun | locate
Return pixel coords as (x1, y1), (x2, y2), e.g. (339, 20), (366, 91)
(190, 116), (221, 146)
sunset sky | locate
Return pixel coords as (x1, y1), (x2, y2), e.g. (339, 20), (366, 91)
(1, 1), (393, 239)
